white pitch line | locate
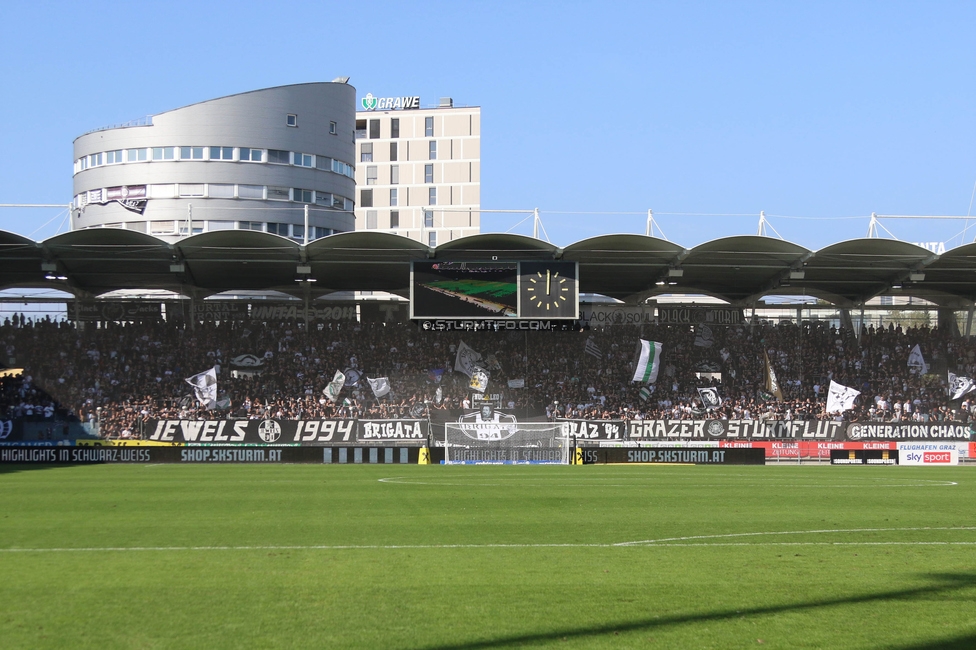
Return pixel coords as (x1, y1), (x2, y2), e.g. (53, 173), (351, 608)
(616, 526), (976, 546)
(2, 527), (975, 554)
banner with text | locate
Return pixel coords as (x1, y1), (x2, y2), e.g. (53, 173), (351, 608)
(145, 419), (428, 445)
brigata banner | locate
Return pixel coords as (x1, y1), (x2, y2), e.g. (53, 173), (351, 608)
(0, 445), (423, 464)
(626, 420), (845, 441)
(846, 423), (972, 441)
(559, 420), (626, 441)
(145, 419), (428, 446)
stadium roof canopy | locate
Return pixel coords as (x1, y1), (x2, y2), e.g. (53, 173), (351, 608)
(2, 229), (975, 307)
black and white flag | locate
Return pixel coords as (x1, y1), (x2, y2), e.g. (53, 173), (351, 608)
(826, 380), (860, 413)
(947, 372), (976, 401)
(584, 338), (602, 359)
(908, 344), (929, 374)
(184, 367), (217, 408)
(697, 387), (722, 410)
(454, 341), (483, 378)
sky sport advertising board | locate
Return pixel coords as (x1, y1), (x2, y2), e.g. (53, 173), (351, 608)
(896, 442), (961, 465)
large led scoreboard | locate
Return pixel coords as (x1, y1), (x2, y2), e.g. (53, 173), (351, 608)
(410, 261), (579, 320)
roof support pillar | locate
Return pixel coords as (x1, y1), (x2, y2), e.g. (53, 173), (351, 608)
(966, 304), (974, 338)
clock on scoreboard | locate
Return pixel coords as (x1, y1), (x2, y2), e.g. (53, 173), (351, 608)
(518, 262), (579, 319)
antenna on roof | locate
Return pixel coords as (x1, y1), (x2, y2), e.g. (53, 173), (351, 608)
(756, 211), (784, 239)
(645, 209), (669, 240)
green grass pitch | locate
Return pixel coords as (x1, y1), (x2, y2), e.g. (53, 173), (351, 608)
(2, 463), (975, 649)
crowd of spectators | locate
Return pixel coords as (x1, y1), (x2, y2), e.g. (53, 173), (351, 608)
(0, 312), (973, 438)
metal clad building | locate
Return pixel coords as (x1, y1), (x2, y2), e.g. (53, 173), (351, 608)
(72, 82), (357, 242)
(355, 95), (480, 246)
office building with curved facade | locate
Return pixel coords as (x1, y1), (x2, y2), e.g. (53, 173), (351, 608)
(72, 82), (357, 242)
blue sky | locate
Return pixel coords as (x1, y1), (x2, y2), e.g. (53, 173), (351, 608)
(1, 1), (974, 250)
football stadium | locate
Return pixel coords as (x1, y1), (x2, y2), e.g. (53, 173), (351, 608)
(1, 228), (976, 648)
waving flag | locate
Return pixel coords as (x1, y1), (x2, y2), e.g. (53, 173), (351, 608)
(367, 377), (391, 398)
(826, 380), (860, 413)
(632, 340), (662, 384)
(185, 367), (217, 408)
(322, 370), (345, 402)
(698, 387), (722, 410)
(947, 372), (976, 401)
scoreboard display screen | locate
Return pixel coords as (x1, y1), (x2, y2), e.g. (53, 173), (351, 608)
(410, 261), (579, 320)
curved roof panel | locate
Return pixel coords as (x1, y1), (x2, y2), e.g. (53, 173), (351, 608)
(0, 230), (974, 307)
(677, 236), (811, 303)
(562, 234), (685, 300)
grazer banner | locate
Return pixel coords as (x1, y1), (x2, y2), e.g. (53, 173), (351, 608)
(656, 306), (744, 326)
(559, 420), (626, 442)
(845, 422), (973, 441)
(70, 301), (162, 321)
(581, 447), (764, 465)
(145, 419), (428, 446)
(626, 420), (845, 441)
(0, 445), (423, 464)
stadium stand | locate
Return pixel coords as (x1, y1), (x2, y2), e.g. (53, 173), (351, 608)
(0, 314), (971, 438)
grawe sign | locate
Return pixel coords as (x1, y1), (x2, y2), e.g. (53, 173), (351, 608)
(361, 93), (420, 110)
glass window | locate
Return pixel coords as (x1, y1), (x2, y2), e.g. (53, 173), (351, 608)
(267, 186), (290, 201)
(208, 184), (235, 198)
(268, 149), (290, 165)
(366, 166), (377, 186)
(329, 121), (337, 135)
(286, 114), (298, 127)
(293, 188), (313, 203)
(360, 189), (373, 208)
(152, 147), (175, 160)
(360, 142), (373, 163)
(293, 152), (313, 167)
(89, 152), (103, 166)
(390, 142), (397, 162)
(428, 231), (437, 247)
(267, 222), (287, 235)
(127, 148), (148, 162)
(369, 119), (380, 139)
(390, 188), (398, 206)
(332, 195), (345, 210)
(209, 146), (234, 160)
(390, 210), (399, 228)
(240, 147), (263, 162)
(425, 116), (434, 137)
(149, 184), (175, 198)
(179, 184), (205, 197)
(355, 119), (367, 138)
(238, 184), (264, 199)
(292, 224), (304, 239)
(314, 191), (331, 206)
(106, 150), (124, 164)
(425, 164), (433, 183)
(315, 155), (331, 171)
(239, 221), (265, 231)
(390, 165), (399, 185)
(428, 187), (437, 205)
(366, 210), (378, 229)
(391, 118), (399, 139)
(429, 141), (437, 160)
(424, 210), (433, 228)
(150, 221), (176, 235)
(180, 147), (203, 160)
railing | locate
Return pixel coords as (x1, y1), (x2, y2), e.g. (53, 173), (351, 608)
(81, 115), (154, 136)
